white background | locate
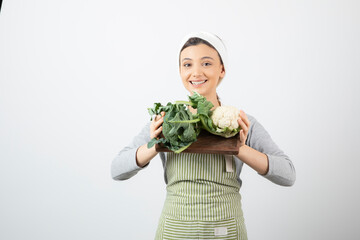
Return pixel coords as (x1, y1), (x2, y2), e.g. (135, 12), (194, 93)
(1, 0), (359, 239)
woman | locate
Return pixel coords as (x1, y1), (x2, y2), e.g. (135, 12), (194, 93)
(111, 31), (296, 239)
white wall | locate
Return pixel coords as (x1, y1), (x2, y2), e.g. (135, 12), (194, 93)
(1, 0), (359, 239)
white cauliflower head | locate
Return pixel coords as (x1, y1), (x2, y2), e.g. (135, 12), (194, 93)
(211, 105), (241, 138)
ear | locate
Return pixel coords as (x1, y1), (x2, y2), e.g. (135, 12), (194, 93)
(220, 65), (225, 78)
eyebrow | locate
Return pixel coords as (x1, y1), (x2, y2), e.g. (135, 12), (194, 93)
(181, 56), (214, 62)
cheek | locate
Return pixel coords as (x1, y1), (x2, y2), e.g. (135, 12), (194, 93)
(206, 70), (221, 86)
(205, 70), (217, 80)
(210, 68), (222, 79)
(180, 69), (190, 81)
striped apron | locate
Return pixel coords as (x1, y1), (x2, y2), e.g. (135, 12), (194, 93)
(155, 152), (248, 240)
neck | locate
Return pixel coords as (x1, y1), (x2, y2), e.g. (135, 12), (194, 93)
(206, 93), (221, 109)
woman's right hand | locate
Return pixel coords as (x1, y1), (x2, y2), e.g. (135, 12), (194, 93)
(136, 111), (166, 167)
(150, 111), (165, 139)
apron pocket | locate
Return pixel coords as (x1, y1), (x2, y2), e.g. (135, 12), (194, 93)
(162, 217), (239, 240)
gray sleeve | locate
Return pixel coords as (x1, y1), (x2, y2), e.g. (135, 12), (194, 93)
(246, 115), (296, 186)
(111, 122), (151, 181)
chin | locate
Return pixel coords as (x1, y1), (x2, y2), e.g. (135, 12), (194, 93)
(184, 83), (209, 96)
(191, 88), (208, 97)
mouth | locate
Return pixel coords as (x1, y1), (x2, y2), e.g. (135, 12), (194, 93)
(189, 79), (208, 86)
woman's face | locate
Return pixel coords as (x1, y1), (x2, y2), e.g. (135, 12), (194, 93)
(179, 44), (225, 97)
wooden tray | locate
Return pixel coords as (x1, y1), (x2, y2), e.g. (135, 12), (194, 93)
(155, 131), (240, 155)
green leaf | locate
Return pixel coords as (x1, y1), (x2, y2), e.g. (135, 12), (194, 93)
(146, 99), (200, 153)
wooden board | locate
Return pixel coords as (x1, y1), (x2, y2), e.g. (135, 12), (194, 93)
(155, 131), (240, 155)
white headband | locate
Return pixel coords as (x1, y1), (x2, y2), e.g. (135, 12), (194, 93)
(178, 31), (228, 75)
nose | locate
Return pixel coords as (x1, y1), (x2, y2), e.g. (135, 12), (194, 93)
(192, 64), (203, 78)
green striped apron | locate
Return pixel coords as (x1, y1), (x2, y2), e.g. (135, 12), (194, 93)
(155, 152), (248, 240)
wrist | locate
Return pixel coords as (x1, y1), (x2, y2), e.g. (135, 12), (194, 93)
(236, 144), (247, 158)
(236, 145), (269, 175)
(136, 144), (157, 168)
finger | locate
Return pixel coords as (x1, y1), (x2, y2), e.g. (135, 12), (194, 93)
(239, 110), (250, 130)
(151, 117), (162, 130)
(151, 117), (157, 131)
(154, 126), (163, 137)
(237, 118), (248, 134)
(150, 123), (163, 137)
(239, 129), (245, 143)
(239, 110), (250, 127)
(238, 110), (246, 123)
(156, 115), (164, 125)
(155, 112), (165, 122)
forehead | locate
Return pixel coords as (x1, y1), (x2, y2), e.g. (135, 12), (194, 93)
(180, 44), (220, 61)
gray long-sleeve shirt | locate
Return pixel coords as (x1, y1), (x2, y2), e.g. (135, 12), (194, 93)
(111, 114), (296, 187)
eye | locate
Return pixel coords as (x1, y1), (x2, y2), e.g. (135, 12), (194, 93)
(203, 62), (212, 66)
(183, 63), (191, 67)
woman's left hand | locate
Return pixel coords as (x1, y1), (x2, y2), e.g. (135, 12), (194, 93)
(237, 110), (250, 147)
(236, 111), (269, 175)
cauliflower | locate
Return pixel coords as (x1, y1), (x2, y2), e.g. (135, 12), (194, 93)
(211, 106), (241, 138)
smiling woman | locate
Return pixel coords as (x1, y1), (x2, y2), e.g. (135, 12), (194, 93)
(180, 44), (224, 105)
(111, 31), (296, 240)
(179, 34), (226, 111)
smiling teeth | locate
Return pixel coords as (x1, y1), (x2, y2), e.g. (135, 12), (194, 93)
(192, 80), (206, 85)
